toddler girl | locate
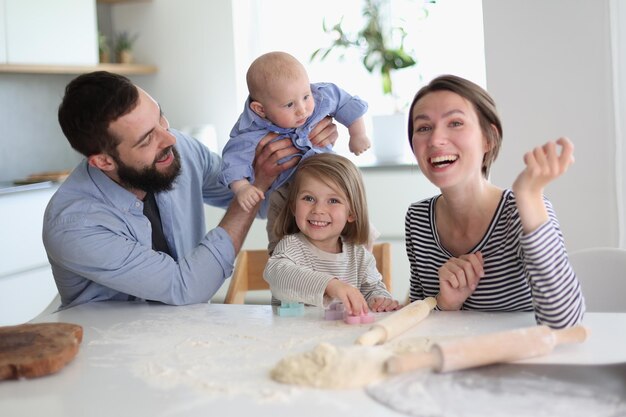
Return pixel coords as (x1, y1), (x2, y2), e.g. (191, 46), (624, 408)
(264, 153), (399, 314)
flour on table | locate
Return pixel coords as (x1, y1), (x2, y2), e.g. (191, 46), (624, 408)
(85, 305), (366, 404)
(271, 337), (433, 389)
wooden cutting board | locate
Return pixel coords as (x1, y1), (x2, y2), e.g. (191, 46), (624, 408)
(0, 322), (83, 380)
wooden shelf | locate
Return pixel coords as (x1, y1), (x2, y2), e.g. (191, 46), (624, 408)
(97, 0), (151, 3)
(0, 63), (157, 75)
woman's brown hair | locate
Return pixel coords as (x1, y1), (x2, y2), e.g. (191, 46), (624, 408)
(407, 74), (503, 178)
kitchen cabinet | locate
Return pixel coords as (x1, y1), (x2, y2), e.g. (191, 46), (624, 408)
(0, 0), (6, 63)
(0, 0), (156, 75)
(0, 185), (59, 325)
(4, 0), (98, 66)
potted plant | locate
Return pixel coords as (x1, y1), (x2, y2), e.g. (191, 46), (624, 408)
(312, 0), (434, 101)
(98, 32), (110, 64)
(311, 0), (435, 162)
(114, 31), (139, 64)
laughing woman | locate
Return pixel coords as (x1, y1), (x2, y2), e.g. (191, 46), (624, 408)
(405, 75), (585, 328)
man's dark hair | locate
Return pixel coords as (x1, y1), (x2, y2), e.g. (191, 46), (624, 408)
(58, 71), (139, 157)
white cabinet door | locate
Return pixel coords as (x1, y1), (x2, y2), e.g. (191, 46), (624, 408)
(0, 265), (58, 325)
(0, 187), (57, 277)
(5, 0), (98, 65)
(0, 0), (6, 63)
(0, 187), (59, 324)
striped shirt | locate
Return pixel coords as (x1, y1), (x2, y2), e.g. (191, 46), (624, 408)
(405, 189), (585, 328)
(264, 233), (392, 307)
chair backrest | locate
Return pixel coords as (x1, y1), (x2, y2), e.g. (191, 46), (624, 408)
(569, 247), (626, 312)
(224, 242), (393, 304)
(0, 265), (59, 325)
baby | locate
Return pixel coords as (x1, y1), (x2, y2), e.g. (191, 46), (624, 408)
(219, 51), (370, 251)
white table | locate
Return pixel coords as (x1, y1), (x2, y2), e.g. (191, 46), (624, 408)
(1, 302), (624, 417)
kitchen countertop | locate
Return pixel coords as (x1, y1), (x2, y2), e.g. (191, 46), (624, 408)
(1, 303), (624, 417)
(0, 180), (56, 195)
(358, 161), (420, 172)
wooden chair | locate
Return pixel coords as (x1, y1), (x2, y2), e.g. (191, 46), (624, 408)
(224, 242), (393, 304)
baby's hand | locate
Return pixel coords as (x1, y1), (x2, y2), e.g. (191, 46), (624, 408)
(235, 184), (264, 212)
(348, 134), (371, 156)
(368, 297), (401, 312)
(325, 278), (368, 315)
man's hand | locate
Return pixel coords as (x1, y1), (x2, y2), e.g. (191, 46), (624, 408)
(252, 133), (300, 192)
(252, 117), (338, 190)
(309, 116), (339, 148)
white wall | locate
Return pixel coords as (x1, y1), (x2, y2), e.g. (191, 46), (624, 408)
(0, 74), (81, 182)
(111, 0), (239, 147)
(482, 0), (620, 251)
(610, 0), (626, 248)
(1, 1), (621, 250)
(110, 0), (624, 260)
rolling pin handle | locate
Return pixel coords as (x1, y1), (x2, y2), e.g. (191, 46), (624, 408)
(354, 297), (437, 346)
(424, 296), (437, 309)
(385, 349), (442, 375)
(553, 325), (589, 345)
(355, 326), (387, 346)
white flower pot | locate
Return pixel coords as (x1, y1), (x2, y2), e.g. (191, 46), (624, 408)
(372, 113), (410, 163)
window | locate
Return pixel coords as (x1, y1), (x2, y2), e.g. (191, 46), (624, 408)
(232, 0), (486, 165)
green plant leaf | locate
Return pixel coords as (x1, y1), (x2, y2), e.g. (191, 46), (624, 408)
(310, 0), (436, 96)
(382, 70), (392, 95)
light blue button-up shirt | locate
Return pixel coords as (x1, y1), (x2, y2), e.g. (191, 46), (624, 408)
(219, 82), (368, 217)
(43, 130), (235, 309)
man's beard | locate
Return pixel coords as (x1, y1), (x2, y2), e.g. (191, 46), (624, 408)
(113, 146), (182, 194)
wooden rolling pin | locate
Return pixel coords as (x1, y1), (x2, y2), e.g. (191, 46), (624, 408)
(356, 297), (437, 345)
(385, 324), (589, 374)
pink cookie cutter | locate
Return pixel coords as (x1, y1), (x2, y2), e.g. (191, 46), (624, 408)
(344, 310), (375, 325)
(324, 301), (345, 320)
(324, 301), (375, 324)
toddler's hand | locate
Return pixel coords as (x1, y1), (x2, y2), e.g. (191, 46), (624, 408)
(437, 251), (484, 310)
(325, 278), (368, 315)
(368, 297), (401, 312)
(348, 134), (371, 156)
(235, 184), (264, 212)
